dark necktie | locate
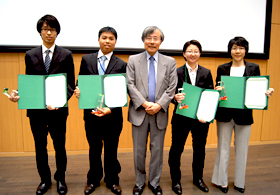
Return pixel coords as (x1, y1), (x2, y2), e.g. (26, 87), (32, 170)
(45, 50), (51, 73)
(148, 56), (156, 102)
(99, 56), (107, 75)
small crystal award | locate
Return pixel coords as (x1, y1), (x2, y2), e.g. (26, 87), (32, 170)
(178, 88), (188, 110)
(217, 81), (227, 101)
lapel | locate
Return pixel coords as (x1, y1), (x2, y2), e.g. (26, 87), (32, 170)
(224, 62), (232, 75)
(138, 52), (149, 96)
(105, 55), (117, 74)
(48, 45), (61, 74)
(183, 64), (192, 84)
(91, 53), (99, 74)
(244, 61), (253, 76)
(155, 53), (167, 98)
(195, 65), (202, 86)
(36, 46), (45, 72)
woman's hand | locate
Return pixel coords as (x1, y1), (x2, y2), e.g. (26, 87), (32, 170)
(265, 88), (274, 97)
(174, 93), (185, 103)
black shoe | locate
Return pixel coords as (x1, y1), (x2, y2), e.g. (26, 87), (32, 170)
(193, 179), (209, 192)
(84, 183), (100, 195)
(217, 185), (228, 193)
(57, 180), (68, 195)
(234, 185), (245, 193)
(36, 182), (52, 194)
(148, 182), (162, 195)
(172, 183), (182, 194)
(133, 184), (145, 195)
(106, 184), (122, 195)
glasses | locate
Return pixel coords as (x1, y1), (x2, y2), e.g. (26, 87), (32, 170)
(41, 28), (57, 33)
(232, 46), (245, 51)
(186, 50), (200, 55)
(145, 36), (160, 42)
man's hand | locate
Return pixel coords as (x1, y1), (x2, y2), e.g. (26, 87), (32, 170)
(145, 103), (162, 115)
(46, 105), (59, 110)
(8, 90), (20, 102)
(74, 86), (80, 98)
(92, 107), (112, 117)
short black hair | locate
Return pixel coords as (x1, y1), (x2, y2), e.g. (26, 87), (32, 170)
(228, 36), (249, 56)
(141, 26), (164, 42)
(98, 26), (118, 40)
(182, 40), (202, 61)
(37, 14), (61, 34)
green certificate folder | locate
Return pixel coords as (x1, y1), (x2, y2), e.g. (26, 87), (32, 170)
(78, 73), (128, 109)
(18, 74), (67, 109)
(219, 75), (269, 110)
(175, 82), (220, 123)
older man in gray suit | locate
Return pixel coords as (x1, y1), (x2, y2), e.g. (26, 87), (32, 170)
(127, 26), (177, 195)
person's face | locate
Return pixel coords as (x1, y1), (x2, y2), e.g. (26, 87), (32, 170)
(40, 22), (57, 48)
(98, 32), (116, 55)
(231, 44), (246, 62)
(183, 44), (201, 64)
(144, 29), (162, 56)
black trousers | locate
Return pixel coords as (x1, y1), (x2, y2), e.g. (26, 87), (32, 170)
(29, 111), (67, 183)
(85, 114), (122, 185)
(168, 117), (209, 183)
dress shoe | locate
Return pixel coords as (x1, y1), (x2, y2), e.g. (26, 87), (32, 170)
(36, 181), (52, 194)
(148, 182), (162, 195)
(84, 183), (100, 195)
(133, 184), (145, 195)
(234, 185), (245, 193)
(57, 180), (68, 195)
(193, 179), (209, 192)
(172, 183), (182, 194)
(217, 185), (228, 193)
(106, 184), (122, 195)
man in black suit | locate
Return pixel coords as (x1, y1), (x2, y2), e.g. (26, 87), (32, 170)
(168, 40), (213, 194)
(74, 27), (126, 195)
(8, 15), (75, 195)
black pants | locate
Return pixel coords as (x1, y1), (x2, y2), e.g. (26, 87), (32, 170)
(29, 112), (67, 183)
(168, 117), (209, 183)
(85, 114), (122, 185)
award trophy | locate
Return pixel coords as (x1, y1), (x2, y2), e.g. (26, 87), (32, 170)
(178, 88), (188, 110)
(3, 88), (11, 97)
(217, 81), (227, 101)
(91, 94), (104, 114)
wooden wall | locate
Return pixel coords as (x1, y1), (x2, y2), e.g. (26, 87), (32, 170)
(0, 0), (279, 154)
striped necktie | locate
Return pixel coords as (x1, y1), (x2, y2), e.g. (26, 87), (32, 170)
(99, 56), (107, 75)
(45, 50), (51, 73)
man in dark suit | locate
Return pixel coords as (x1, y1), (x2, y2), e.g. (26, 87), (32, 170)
(168, 40), (213, 194)
(126, 26), (177, 195)
(74, 27), (126, 195)
(8, 15), (75, 195)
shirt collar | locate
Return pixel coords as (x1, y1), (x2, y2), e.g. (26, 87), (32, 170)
(146, 51), (159, 62)
(42, 44), (55, 54)
(186, 62), (198, 73)
(98, 50), (113, 61)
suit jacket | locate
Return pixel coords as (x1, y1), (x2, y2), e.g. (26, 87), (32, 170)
(127, 51), (177, 130)
(215, 61), (260, 125)
(78, 52), (127, 125)
(171, 64), (214, 124)
(25, 45), (75, 118)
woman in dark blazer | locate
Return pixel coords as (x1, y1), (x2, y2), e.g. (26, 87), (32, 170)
(168, 40), (214, 194)
(211, 37), (274, 193)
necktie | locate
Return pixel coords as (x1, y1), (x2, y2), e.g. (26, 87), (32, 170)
(45, 50), (51, 73)
(99, 56), (107, 75)
(148, 56), (156, 102)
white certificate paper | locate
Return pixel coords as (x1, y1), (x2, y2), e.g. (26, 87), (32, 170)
(45, 75), (67, 108)
(196, 90), (220, 122)
(104, 75), (127, 107)
(245, 77), (268, 109)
